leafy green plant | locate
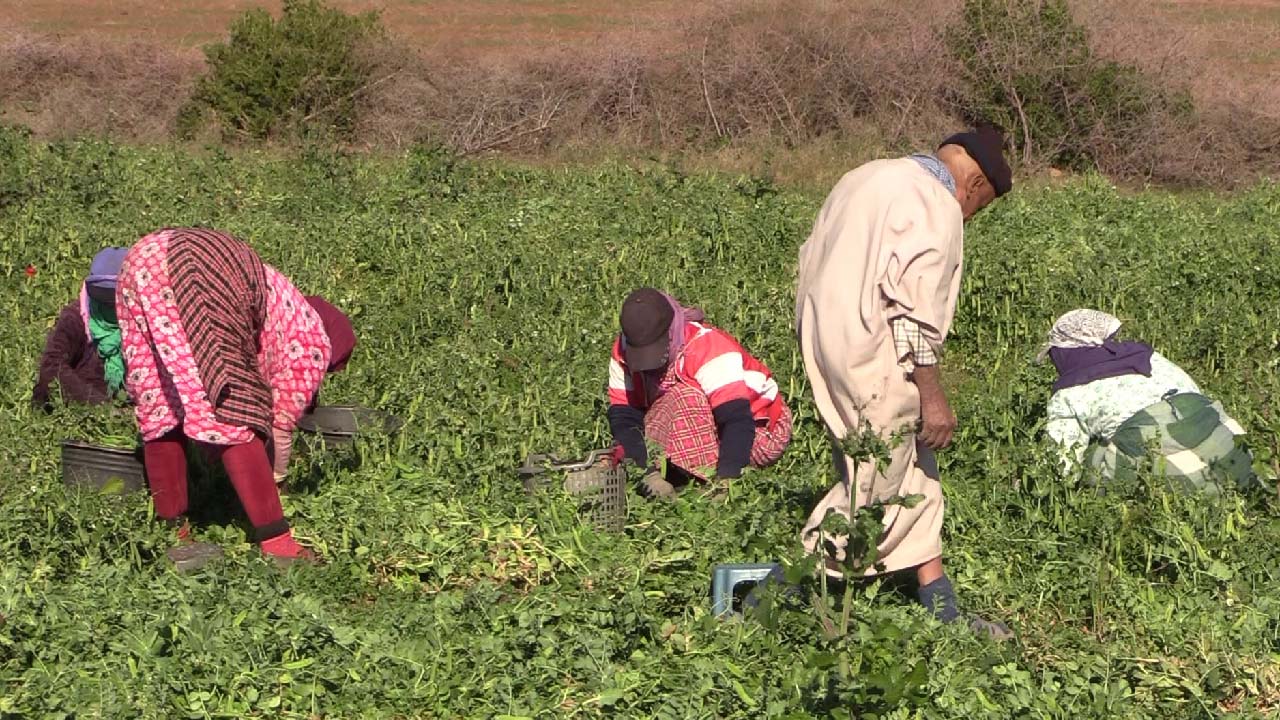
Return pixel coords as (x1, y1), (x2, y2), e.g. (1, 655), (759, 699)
(0, 134), (1276, 717)
(177, 0), (386, 141)
(947, 0), (1192, 169)
(0, 124), (36, 211)
(44, 390), (139, 448)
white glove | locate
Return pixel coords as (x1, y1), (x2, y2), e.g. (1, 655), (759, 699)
(271, 426), (294, 483)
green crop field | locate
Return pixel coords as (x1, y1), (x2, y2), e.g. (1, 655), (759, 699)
(1, 129), (1278, 718)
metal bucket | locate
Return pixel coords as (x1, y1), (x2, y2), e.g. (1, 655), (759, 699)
(297, 405), (403, 447)
(519, 448), (627, 532)
(61, 439), (147, 492)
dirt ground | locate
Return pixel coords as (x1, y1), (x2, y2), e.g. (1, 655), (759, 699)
(0, 1), (677, 52)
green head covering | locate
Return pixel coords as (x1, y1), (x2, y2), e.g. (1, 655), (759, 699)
(84, 247), (127, 395)
(87, 297), (124, 395)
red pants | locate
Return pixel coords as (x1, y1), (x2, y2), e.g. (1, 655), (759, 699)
(144, 430), (288, 541)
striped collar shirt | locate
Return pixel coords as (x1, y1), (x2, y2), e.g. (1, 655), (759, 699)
(908, 153), (957, 195)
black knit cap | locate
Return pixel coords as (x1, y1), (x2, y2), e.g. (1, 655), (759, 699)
(939, 125), (1013, 197)
(620, 288), (674, 371)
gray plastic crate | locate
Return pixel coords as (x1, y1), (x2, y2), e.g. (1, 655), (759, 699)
(519, 448), (627, 532)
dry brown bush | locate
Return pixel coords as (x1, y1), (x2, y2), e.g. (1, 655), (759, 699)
(359, 0), (960, 157)
(0, 27), (201, 142)
(1, 1), (1275, 186)
(1068, 0), (1280, 185)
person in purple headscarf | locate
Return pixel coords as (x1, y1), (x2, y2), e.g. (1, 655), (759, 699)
(32, 247), (130, 410)
(1041, 309), (1255, 492)
(606, 288), (792, 497)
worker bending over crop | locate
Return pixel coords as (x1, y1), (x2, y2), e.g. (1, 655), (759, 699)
(118, 228), (355, 563)
(607, 288), (792, 497)
(795, 127), (1012, 637)
(1041, 309), (1257, 492)
(32, 247), (130, 410)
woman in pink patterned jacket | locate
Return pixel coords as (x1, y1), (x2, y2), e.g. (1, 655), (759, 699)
(118, 227), (355, 563)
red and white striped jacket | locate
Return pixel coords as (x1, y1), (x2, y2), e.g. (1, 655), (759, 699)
(608, 321), (783, 422)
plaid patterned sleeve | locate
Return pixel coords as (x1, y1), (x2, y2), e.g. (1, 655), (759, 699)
(891, 317), (938, 369)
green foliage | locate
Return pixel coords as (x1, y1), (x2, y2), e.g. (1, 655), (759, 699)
(0, 124), (35, 210)
(823, 420), (925, 576)
(0, 135), (1278, 717)
(947, 0), (1190, 169)
(43, 392), (139, 447)
(839, 418), (895, 470)
(178, 0), (385, 141)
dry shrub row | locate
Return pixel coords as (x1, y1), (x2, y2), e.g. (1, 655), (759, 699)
(1069, 0), (1280, 185)
(358, 0), (1279, 186)
(359, 1), (958, 157)
(0, 27), (202, 142)
(2, 0), (1276, 187)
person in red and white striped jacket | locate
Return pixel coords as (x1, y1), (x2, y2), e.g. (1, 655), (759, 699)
(607, 288), (792, 497)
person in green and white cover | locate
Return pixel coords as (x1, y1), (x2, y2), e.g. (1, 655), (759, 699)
(1040, 309), (1257, 493)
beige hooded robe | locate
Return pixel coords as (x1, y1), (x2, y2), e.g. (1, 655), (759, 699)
(795, 158), (964, 575)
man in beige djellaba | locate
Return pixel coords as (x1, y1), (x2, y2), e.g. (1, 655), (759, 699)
(795, 126), (1013, 638)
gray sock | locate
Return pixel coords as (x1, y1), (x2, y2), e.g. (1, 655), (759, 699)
(917, 575), (959, 623)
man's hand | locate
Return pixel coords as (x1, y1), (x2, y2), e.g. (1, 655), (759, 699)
(912, 365), (956, 450)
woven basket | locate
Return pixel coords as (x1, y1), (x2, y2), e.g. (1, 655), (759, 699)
(518, 449), (627, 532)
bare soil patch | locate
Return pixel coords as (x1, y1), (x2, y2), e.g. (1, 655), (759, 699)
(0, 1), (677, 52)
